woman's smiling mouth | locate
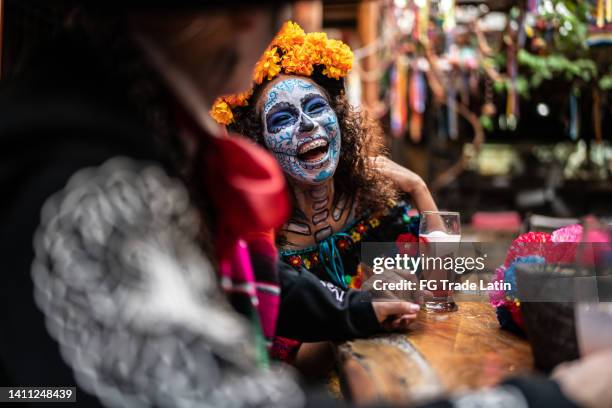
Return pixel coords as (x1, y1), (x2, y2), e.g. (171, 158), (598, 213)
(297, 138), (329, 163)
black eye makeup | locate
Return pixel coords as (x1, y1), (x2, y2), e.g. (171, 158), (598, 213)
(301, 93), (330, 117)
(266, 102), (299, 134)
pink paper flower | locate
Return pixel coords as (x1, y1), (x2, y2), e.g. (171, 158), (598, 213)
(489, 265), (508, 307)
(552, 224), (583, 243)
(504, 232), (552, 267)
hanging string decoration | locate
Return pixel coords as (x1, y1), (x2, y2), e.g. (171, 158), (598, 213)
(408, 63), (427, 142)
(568, 90), (580, 141)
(390, 56), (409, 139)
(588, 0), (612, 46)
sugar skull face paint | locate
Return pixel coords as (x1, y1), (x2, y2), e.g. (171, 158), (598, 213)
(260, 77), (341, 185)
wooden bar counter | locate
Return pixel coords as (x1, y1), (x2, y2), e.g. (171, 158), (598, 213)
(337, 302), (533, 405)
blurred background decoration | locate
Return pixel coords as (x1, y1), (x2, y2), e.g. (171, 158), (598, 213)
(2, 0), (611, 230)
(294, 0), (612, 228)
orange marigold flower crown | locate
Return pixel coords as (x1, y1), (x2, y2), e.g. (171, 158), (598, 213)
(210, 21), (353, 125)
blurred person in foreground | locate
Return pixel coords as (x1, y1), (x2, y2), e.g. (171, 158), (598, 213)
(0, 1), (424, 405)
(0, 1), (610, 408)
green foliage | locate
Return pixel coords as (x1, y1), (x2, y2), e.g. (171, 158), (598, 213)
(600, 69), (612, 91)
(537, 1), (591, 54)
(507, 1), (603, 94)
(516, 76), (530, 97)
(490, 75), (531, 97)
(487, 1), (606, 97)
(479, 115), (494, 132)
(493, 79), (506, 94)
(518, 49), (598, 88)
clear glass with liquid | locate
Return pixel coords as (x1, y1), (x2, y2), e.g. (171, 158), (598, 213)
(576, 303), (612, 355)
(419, 211), (461, 313)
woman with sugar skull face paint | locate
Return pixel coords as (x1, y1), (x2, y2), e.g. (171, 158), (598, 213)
(260, 76), (341, 187)
(211, 22), (438, 365)
(258, 75), (345, 245)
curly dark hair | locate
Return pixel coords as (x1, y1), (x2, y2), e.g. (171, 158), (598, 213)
(229, 70), (398, 217)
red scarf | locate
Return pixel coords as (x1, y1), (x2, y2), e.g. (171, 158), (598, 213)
(199, 129), (290, 345)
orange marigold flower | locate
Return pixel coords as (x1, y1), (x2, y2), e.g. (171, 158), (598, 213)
(273, 21), (306, 50)
(209, 100), (233, 125)
(253, 47), (282, 84)
(224, 89), (253, 108)
(306, 32), (328, 49)
(209, 21), (354, 126)
(281, 46), (314, 77)
(304, 32), (327, 63)
(321, 39), (353, 79)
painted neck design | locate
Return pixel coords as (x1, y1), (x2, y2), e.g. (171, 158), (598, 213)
(298, 181), (334, 243)
(280, 178), (352, 248)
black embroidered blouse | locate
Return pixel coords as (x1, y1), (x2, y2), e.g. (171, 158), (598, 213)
(279, 202), (421, 289)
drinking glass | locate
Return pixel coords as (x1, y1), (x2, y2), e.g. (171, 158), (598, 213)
(576, 303), (612, 355)
(574, 217), (612, 355)
(419, 211), (461, 313)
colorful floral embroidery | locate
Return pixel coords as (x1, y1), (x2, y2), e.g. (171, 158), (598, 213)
(288, 255), (302, 267)
(270, 336), (301, 362)
(280, 204), (420, 289)
(337, 238), (350, 250)
(395, 233), (419, 256)
(368, 218), (380, 228)
(348, 264), (365, 289)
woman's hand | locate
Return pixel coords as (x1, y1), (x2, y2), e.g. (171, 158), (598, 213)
(372, 301), (420, 331)
(369, 156), (438, 213)
(552, 350), (612, 408)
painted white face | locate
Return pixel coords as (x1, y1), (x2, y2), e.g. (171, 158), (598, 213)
(260, 77), (341, 185)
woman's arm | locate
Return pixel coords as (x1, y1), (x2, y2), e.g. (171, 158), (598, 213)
(277, 264), (420, 342)
(370, 156), (438, 213)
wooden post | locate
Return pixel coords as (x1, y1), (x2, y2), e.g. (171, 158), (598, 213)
(357, 0), (380, 115)
(0, 0), (4, 79)
(293, 0), (323, 32)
